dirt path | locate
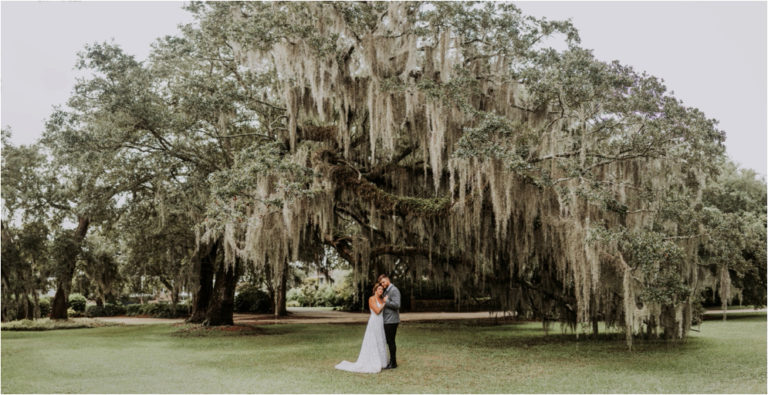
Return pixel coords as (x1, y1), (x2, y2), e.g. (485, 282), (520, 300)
(85, 316), (186, 325)
(88, 307), (766, 326)
(703, 308), (766, 314)
(234, 309), (498, 325)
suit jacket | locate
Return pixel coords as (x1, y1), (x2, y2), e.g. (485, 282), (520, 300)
(382, 284), (401, 324)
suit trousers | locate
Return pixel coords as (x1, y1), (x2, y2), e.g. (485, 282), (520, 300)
(383, 323), (398, 364)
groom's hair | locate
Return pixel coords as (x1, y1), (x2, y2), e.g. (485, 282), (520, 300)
(377, 274), (389, 283)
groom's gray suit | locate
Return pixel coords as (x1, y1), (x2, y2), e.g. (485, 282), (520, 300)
(382, 284), (400, 367)
(382, 284), (400, 323)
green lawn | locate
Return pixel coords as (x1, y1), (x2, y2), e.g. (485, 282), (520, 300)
(2, 315), (765, 393)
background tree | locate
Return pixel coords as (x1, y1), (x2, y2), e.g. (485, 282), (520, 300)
(39, 10), (283, 323)
(78, 233), (122, 307)
(700, 160), (767, 316)
(1, 129), (69, 319)
(40, 44), (148, 319)
(0, 220), (51, 320)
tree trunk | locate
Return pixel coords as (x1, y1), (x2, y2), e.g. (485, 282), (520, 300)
(274, 260), (288, 317)
(590, 297), (599, 339)
(592, 318), (599, 339)
(188, 240), (218, 323)
(25, 294), (33, 319)
(159, 277), (178, 315)
(170, 284), (179, 316)
(203, 259), (242, 326)
(646, 315), (656, 339)
(50, 287), (69, 320)
(14, 292), (25, 320)
(50, 216), (90, 320)
(681, 302), (692, 338)
(660, 304), (680, 340)
(33, 292), (40, 319)
(264, 264), (275, 314)
(1, 275), (10, 322)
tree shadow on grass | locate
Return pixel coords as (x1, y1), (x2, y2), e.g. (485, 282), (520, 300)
(405, 318), (711, 355)
(407, 317), (531, 330)
(171, 324), (297, 337)
(466, 326), (710, 356)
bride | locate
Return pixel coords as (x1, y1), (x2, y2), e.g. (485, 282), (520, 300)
(335, 283), (388, 373)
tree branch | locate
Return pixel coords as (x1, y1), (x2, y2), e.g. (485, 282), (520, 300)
(316, 149), (452, 218)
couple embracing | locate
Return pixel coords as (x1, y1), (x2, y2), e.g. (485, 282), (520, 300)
(335, 274), (400, 374)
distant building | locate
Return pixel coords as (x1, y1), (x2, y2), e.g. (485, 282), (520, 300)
(306, 269), (349, 286)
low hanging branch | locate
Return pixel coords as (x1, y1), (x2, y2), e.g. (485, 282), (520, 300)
(315, 149), (452, 218)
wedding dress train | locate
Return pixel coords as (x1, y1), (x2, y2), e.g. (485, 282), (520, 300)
(334, 300), (388, 373)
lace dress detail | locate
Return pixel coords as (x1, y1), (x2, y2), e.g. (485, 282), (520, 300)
(334, 299), (388, 373)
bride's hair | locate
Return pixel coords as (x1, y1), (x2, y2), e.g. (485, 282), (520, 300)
(372, 283), (383, 295)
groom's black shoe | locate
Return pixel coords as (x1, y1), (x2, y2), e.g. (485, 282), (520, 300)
(384, 361), (398, 369)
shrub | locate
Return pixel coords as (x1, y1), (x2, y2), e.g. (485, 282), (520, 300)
(125, 304), (142, 316)
(85, 303), (126, 317)
(317, 285), (336, 307)
(158, 303), (188, 318)
(286, 275), (358, 309)
(290, 278), (323, 307)
(234, 285), (272, 314)
(68, 293), (87, 312)
(67, 307), (85, 318)
(124, 303), (190, 318)
(104, 303), (126, 316)
(1, 318), (117, 331)
(38, 297), (51, 318)
(286, 288), (302, 303)
(142, 303), (163, 317)
(332, 276), (358, 310)
(85, 305), (105, 317)
(290, 285), (313, 306)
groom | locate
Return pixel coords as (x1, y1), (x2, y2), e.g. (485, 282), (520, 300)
(378, 274), (400, 369)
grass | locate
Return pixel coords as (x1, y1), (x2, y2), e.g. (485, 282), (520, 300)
(1, 318), (119, 331)
(1, 315), (765, 393)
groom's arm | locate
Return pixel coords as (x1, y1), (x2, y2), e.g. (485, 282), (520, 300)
(385, 287), (401, 310)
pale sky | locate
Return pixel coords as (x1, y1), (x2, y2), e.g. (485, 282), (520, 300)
(2, 1), (766, 175)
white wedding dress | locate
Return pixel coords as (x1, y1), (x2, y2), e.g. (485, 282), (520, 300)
(335, 299), (388, 373)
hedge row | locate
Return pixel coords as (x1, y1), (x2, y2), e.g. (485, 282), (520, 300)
(83, 303), (190, 318)
(32, 296), (190, 319)
(125, 303), (190, 318)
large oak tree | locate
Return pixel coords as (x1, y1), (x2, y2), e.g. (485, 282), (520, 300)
(193, 2), (728, 347)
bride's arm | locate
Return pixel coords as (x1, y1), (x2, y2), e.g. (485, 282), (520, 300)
(368, 297), (383, 314)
